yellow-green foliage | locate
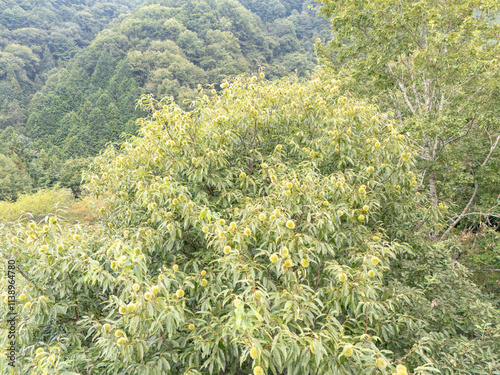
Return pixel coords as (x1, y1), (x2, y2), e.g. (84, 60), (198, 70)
(1, 74), (498, 375)
(0, 188), (74, 223)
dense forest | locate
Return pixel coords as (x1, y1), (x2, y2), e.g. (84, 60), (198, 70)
(0, 0), (499, 374)
(0, 0), (329, 199)
(0, 0), (143, 199)
(0, 0), (142, 130)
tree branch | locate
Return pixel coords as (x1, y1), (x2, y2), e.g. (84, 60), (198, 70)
(441, 117), (476, 148)
(16, 266), (41, 293)
(387, 62), (416, 115)
(481, 134), (500, 167)
(440, 180), (479, 240)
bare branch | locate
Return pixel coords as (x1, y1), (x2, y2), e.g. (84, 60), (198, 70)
(443, 211), (500, 228)
(441, 117), (476, 148)
(438, 92), (445, 112)
(405, 55), (421, 114)
(440, 180), (479, 240)
(431, 138), (439, 160)
(481, 134), (500, 167)
(387, 62), (416, 115)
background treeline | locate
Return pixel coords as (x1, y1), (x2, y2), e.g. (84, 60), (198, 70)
(0, 0), (142, 130)
(0, 0), (330, 201)
(0, 0), (143, 199)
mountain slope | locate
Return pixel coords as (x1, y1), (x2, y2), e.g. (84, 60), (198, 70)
(0, 0), (329, 199)
(25, 0), (330, 157)
(0, 0), (142, 130)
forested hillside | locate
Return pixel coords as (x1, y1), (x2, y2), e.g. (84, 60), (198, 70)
(0, 0), (329, 200)
(0, 0), (142, 130)
(0, 0), (143, 199)
(26, 0), (328, 156)
(0, 0), (499, 374)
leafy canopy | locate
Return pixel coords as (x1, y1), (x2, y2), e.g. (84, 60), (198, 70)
(1, 74), (499, 374)
(316, 0), (500, 219)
